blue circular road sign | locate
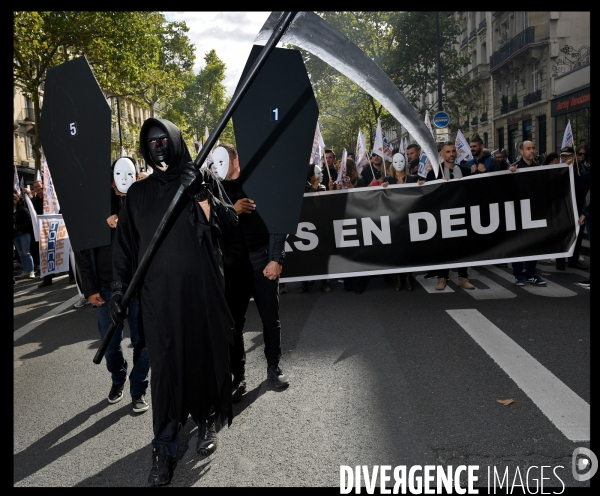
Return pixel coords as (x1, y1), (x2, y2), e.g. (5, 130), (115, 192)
(433, 111), (450, 128)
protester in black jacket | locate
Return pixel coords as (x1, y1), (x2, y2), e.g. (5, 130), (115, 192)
(218, 143), (290, 406)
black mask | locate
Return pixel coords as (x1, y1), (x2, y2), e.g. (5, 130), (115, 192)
(147, 125), (170, 167)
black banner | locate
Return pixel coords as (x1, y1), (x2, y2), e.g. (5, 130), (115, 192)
(280, 165), (578, 282)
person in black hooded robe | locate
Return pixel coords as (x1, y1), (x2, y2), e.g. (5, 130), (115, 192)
(110, 118), (238, 486)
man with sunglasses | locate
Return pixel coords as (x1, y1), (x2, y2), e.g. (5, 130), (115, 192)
(421, 143), (475, 290)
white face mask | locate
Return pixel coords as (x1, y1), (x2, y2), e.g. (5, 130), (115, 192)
(392, 153), (406, 172)
(314, 165), (323, 183)
(113, 158), (136, 193)
(211, 147), (230, 181)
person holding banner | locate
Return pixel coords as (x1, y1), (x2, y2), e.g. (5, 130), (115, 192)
(13, 192), (36, 279)
(405, 144), (421, 178)
(507, 141), (547, 286)
(111, 119), (238, 486)
(554, 146), (590, 271)
(361, 152), (385, 186)
(421, 143), (476, 291)
(322, 149), (338, 191)
(217, 143), (291, 400)
(467, 136), (500, 175)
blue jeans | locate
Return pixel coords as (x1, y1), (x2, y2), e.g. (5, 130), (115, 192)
(14, 232), (34, 274)
(97, 286), (149, 398)
(512, 261), (538, 279)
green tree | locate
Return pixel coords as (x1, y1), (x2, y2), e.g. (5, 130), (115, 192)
(167, 49), (234, 153)
(387, 12), (474, 132)
(13, 11), (178, 173)
(296, 12), (472, 150)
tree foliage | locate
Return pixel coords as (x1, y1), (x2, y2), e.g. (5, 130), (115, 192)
(13, 11), (195, 171)
(166, 49), (234, 152)
(297, 12), (472, 153)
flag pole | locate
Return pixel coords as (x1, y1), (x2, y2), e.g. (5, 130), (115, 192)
(93, 11), (299, 365)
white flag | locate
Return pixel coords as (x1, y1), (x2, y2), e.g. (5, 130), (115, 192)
(336, 148), (348, 188)
(20, 176), (25, 190)
(355, 129), (368, 172)
(561, 119), (574, 149)
(373, 118), (393, 162)
(424, 110), (436, 141)
(14, 165), (21, 194)
(24, 193), (40, 242)
(310, 122), (326, 165)
(42, 159), (61, 214)
(417, 150), (431, 178)
(560, 119), (574, 163)
(454, 129), (473, 164)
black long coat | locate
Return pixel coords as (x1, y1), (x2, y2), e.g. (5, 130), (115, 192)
(113, 118), (238, 434)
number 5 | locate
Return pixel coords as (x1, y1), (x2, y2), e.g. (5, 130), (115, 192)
(70, 122), (77, 135)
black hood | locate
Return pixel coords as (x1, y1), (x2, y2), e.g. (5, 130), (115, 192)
(139, 118), (192, 177)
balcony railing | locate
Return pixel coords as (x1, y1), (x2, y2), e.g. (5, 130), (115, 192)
(509, 99), (518, 111)
(500, 103), (509, 115)
(490, 26), (535, 70)
(469, 29), (477, 40)
(478, 18), (487, 32)
(480, 112), (488, 122)
(461, 37), (468, 48)
(18, 107), (35, 122)
(523, 89), (542, 106)
(471, 117), (478, 125)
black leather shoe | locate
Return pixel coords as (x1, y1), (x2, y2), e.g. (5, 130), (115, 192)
(37, 280), (52, 288)
(197, 419), (218, 456)
(148, 445), (174, 486)
(267, 365), (289, 388)
(556, 261), (566, 270)
(569, 261), (588, 270)
(232, 379), (246, 403)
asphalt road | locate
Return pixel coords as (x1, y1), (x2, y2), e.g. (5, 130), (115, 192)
(13, 250), (591, 489)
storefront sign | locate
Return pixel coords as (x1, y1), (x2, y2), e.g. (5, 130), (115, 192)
(551, 87), (590, 116)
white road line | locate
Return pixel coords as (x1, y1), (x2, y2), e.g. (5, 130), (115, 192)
(415, 274), (454, 293)
(447, 309), (589, 442)
(448, 268), (517, 300)
(14, 295), (80, 341)
(486, 264), (578, 297)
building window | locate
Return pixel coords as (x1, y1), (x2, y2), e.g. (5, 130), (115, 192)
(497, 127), (504, 151)
(483, 132), (488, 148)
(481, 43), (487, 62)
(519, 12), (529, 32)
(26, 136), (35, 160)
(537, 115), (546, 155)
(532, 61), (540, 92)
(522, 119), (532, 143)
(513, 73), (519, 95)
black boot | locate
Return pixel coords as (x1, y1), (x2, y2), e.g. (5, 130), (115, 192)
(197, 417), (218, 456)
(148, 445), (175, 486)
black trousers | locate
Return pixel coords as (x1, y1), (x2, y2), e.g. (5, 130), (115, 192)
(438, 267), (468, 279)
(225, 260), (282, 380)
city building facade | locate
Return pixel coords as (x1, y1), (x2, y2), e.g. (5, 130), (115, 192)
(392, 11), (589, 161)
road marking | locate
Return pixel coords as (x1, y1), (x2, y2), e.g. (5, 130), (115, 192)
(448, 268), (517, 300)
(447, 309), (589, 442)
(486, 264), (577, 297)
(14, 295), (80, 341)
(415, 274), (454, 293)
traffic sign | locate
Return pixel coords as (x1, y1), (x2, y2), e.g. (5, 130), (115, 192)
(433, 111), (450, 128)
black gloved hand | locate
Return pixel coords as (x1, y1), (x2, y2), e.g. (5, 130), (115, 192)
(109, 281), (128, 327)
(180, 162), (201, 189)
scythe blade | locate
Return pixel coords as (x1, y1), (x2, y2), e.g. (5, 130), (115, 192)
(255, 11), (440, 177)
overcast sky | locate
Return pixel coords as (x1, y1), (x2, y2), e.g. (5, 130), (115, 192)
(163, 12), (273, 97)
